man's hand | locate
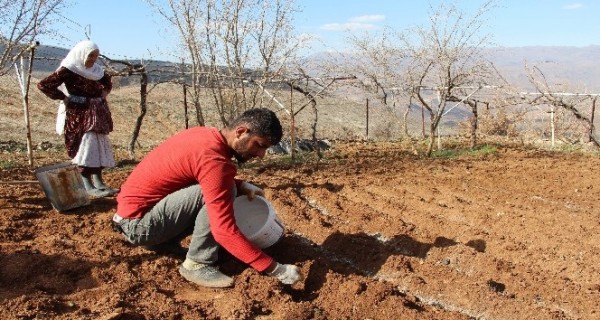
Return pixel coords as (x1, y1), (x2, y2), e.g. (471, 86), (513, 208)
(267, 262), (303, 285)
(239, 181), (264, 200)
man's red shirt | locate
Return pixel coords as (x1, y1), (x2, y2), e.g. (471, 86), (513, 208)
(116, 126), (273, 271)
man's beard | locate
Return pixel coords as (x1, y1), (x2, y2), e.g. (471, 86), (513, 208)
(232, 149), (247, 164)
(232, 135), (250, 164)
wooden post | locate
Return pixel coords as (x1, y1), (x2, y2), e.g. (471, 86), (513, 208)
(183, 84), (189, 129)
(290, 85), (295, 160)
(366, 98), (369, 139)
(550, 107), (555, 147)
(15, 43), (38, 166)
(432, 91), (439, 150)
(24, 50), (35, 166)
(589, 97), (596, 142)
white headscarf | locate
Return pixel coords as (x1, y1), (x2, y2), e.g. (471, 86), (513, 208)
(59, 40), (104, 80)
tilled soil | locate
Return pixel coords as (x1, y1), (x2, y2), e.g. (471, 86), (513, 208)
(1, 142), (599, 319)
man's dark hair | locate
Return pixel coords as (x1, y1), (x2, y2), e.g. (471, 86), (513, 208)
(229, 108), (283, 145)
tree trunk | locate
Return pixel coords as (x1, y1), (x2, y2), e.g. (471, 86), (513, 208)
(421, 105), (426, 138)
(470, 101), (478, 149)
(403, 103), (411, 137)
(427, 119), (437, 157)
(310, 96), (321, 158)
(128, 69), (148, 160)
(193, 87), (205, 126)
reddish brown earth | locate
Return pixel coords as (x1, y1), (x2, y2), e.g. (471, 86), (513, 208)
(1, 142), (599, 320)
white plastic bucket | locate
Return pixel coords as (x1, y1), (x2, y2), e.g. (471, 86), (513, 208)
(35, 162), (90, 212)
(233, 195), (284, 248)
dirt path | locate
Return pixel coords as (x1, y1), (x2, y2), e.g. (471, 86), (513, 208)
(1, 143), (599, 319)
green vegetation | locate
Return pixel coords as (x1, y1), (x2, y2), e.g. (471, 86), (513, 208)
(0, 159), (18, 170)
(432, 144), (498, 159)
(244, 151), (315, 168)
(552, 143), (600, 156)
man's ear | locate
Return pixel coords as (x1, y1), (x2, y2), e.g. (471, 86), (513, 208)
(234, 125), (249, 138)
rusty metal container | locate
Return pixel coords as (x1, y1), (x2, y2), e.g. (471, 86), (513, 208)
(35, 162), (90, 212)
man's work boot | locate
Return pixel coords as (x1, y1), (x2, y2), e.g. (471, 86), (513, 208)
(179, 259), (234, 288)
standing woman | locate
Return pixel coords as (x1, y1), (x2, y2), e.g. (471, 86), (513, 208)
(38, 40), (119, 198)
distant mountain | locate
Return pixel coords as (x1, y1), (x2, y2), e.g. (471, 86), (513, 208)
(304, 45), (600, 92)
(0, 44), (68, 75)
(486, 46), (600, 91)
(29, 45), (185, 85)
(9, 44), (600, 92)
(29, 45), (68, 73)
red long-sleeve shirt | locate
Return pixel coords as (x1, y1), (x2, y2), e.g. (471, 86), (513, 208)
(116, 126), (273, 271)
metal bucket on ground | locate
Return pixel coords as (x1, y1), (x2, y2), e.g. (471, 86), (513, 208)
(35, 162), (90, 212)
(233, 195), (284, 249)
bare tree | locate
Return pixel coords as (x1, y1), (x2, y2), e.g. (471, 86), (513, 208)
(401, 0), (499, 156)
(282, 69), (349, 159)
(525, 65), (599, 147)
(345, 27), (406, 101)
(332, 1), (500, 148)
(339, 27), (409, 138)
(101, 56), (150, 159)
(0, 0), (65, 76)
(146, 0), (302, 126)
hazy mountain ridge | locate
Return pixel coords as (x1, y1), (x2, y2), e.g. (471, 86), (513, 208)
(485, 45), (600, 91)
(11, 44), (598, 92)
(305, 45), (600, 92)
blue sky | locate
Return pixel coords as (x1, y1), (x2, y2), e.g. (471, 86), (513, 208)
(38, 0), (600, 62)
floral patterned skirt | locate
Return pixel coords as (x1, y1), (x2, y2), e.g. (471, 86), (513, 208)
(71, 132), (115, 168)
(64, 98), (113, 158)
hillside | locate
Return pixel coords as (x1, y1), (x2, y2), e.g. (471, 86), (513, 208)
(0, 75), (374, 151)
